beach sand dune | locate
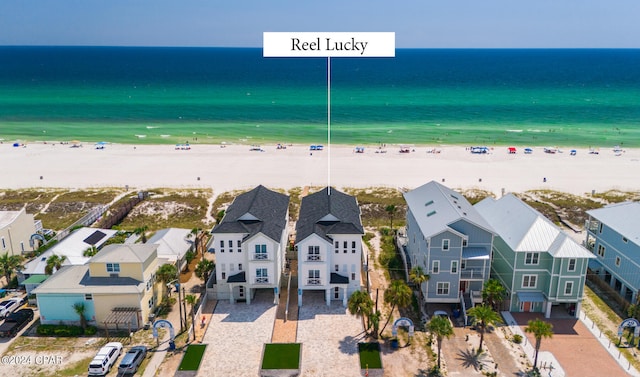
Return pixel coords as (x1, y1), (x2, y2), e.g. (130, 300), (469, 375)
(1, 143), (638, 196)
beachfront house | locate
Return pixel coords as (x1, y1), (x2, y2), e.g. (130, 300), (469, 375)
(0, 209), (39, 256)
(147, 228), (195, 271)
(208, 185), (289, 304)
(19, 227), (118, 293)
(585, 202), (640, 303)
(476, 194), (594, 318)
(33, 243), (162, 330)
(403, 181), (494, 314)
(295, 187), (364, 307)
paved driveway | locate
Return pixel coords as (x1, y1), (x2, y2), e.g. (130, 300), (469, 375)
(512, 313), (629, 377)
(198, 290), (277, 376)
(297, 292), (364, 377)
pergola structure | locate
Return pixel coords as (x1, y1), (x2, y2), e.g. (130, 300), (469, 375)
(103, 307), (141, 340)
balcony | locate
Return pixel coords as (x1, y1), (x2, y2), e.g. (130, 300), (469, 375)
(253, 253), (268, 261)
(255, 277), (269, 284)
(307, 278), (322, 286)
(306, 255), (322, 262)
(460, 268), (484, 280)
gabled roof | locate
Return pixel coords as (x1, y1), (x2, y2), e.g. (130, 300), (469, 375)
(211, 185), (289, 243)
(90, 243), (158, 264)
(295, 187), (364, 244)
(403, 181), (494, 239)
(32, 265), (144, 295)
(587, 201), (640, 246)
(21, 227), (118, 275)
(475, 194), (594, 259)
(147, 228), (193, 263)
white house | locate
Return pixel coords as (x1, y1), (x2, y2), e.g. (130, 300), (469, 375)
(295, 187), (364, 307)
(0, 209), (38, 256)
(208, 185), (289, 304)
(147, 228), (194, 270)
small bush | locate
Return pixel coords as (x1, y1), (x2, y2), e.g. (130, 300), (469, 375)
(84, 326), (98, 335)
(37, 324), (83, 337)
(512, 334), (523, 344)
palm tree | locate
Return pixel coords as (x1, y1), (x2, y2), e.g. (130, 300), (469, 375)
(385, 205), (397, 230)
(72, 302), (88, 331)
(525, 319), (553, 371)
(45, 254), (67, 275)
(134, 225), (148, 243)
(195, 259), (215, 284)
(83, 246), (99, 258)
(348, 290), (374, 334)
(409, 266), (429, 299)
(185, 294), (198, 341)
(0, 252), (23, 287)
(466, 304), (502, 353)
(156, 263), (178, 299)
(428, 315), (454, 370)
(379, 280), (413, 336)
(482, 279), (507, 311)
(190, 228), (201, 254)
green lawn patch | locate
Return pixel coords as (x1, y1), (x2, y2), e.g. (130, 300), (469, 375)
(178, 344), (207, 371)
(262, 343), (301, 369)
(358, 342), (382, 369)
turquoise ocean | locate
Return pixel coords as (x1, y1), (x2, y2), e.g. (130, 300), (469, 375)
(1, 47), (639, 147)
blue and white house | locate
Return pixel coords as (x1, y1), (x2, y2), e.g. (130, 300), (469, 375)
(403, 181), (494, 308)
(585, 201), (640, 303)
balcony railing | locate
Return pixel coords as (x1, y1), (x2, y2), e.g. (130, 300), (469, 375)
(255, 277), (269, 284)
(307, 278), (322, 285)
(306, 255), (322, 262)
(253, 253), (268, 260)
(460, 268), (484, 280)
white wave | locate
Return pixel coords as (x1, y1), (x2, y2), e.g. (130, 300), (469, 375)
(135, 134), (147, 138)
(160, 134), (171, 138)
(146, 126), (158, 129)
(506, 129), (523, 133)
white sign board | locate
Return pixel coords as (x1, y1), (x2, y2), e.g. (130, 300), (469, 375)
(263, 32), (395, 58)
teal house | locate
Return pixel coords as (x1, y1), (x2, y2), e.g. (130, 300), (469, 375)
(476, 194), (594, 318)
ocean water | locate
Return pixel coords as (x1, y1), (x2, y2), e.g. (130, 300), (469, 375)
(1, 47), (639, 147)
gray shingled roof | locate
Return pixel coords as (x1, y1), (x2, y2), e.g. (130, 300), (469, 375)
(404, 181), (494, 239)
(211, 185), (289, 243)
(32, 265), (144, 295)
(295, 187), (364, 244)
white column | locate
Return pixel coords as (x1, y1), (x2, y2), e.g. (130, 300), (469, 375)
(545, 301), (552, 318)
(325, 289), (331, 306)
(342, 287), (347, 307)
(575, 301), (582, 318)
(229, 285), (235, 304)
(298, 289), (303, 307)
(246, 285), (251, 305)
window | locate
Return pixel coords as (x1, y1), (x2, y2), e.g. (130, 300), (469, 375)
(352, 273), (356, 280)
(564, 281), (574, 295)
(334, 287), (340, 299)
(436, 282), (450, 295)
(308, 246), (320, 261)
(228, 240), (233, 248)
(335, 264), (339, 272)
(461, 260), (466, 270)
(343, 241), (348, 249)
(238, 263), (243, 271)
(237, 240), (241, 247)
(85, 294), (93, 300)
(335, 241), (339, 253)
(148, 298), (154, 308)
(599, 223), (603, 233)
(20, 242), (25, 252)
(451, 261), (458, 274)
(597, 244), (605, 257)
(256, 268), (268, 283)
(1, 237), (5, 249)
(221, 272), (226, 279)
(525, 252), (540, 265)
(352, 241), (357, 253)
(106, 263), (120, 273)
(623, 237), (628, 243)
(615, 256), (621, 267)
(462, 239), (468, 247)
(442, 239), (450, 251)
(255, 244), (267, 259)
(522, 274), (537, 288)
(568, 259), (576, 272)
(308, 270), (320, 285)
(220, 240), (224, 248)
(432, 260), (440, 274)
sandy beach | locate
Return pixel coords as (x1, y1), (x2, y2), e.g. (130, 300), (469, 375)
(1, 142), (639, 196)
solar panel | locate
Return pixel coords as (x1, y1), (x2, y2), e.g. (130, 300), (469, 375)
(83, 230), (107, 245)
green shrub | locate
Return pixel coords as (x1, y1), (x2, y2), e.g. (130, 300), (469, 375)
(84, 326), (98, 335)
(512, 334), (523, 344)
(37, 324), (84, 337)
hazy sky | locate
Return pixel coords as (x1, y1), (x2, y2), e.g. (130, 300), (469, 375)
(2, 0), (639, 48)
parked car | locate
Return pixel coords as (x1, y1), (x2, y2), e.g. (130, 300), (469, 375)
(118, 345), (147, 375)
(0, 308), (34, 337)
(88, 342), (123, 376)
(0, 298), (20, 318)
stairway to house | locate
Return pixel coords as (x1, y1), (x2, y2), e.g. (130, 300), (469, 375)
(271, 260), (298, 343)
